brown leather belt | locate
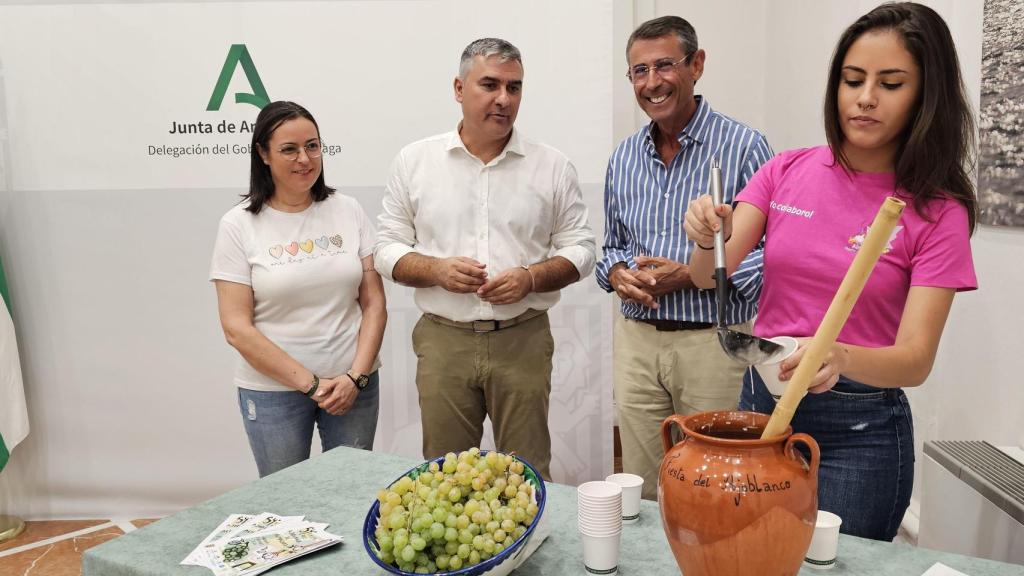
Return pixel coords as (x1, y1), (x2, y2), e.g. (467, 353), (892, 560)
(425, 308), (546, 333)
(637, 318), (714, 332)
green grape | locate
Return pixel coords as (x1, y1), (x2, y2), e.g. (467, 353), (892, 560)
(469, 550), (481, 565)
(485, 520), (499, 534)
(400, 544), (416, 563)
(415, 567), (429, 574)
(444, 527), (458, 542)
(501, 518), (516, 532)
(415, 551), (429, 565)
(436, 554), (450, 570)
(444, 541), (458, 555)
(381, 550), (395, 564)
(467, 523), (481, 536)
(449, 555), (463, 570)
(457, 542), (471, 559)
(494, 542), (505, 555)
(472, 534), (485, 550)
(378, 533), (394, 552)
(483, 539), (495, 554)
(410, 536), (426, 551)
(393, 531), (409, 551)
(444, 513), (457, 528)
(493, 477), (508, 492)
(458, 529), (473, 544)
(432, 507), (447, 523)
(388, 512), (405, 530)
(430, 522), (445, 540)
(428, 461), (440, 473)
(494, 528), (507, 543)
(456, 514), (470, 529)
(442, 459), (456, 474)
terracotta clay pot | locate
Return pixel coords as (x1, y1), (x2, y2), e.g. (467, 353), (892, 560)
(658, 411), (819, 576)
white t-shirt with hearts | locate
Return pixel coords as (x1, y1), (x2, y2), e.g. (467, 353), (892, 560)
(210, 193), (379, 392)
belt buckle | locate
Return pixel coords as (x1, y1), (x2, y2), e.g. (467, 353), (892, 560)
(472, 320), (497, 333)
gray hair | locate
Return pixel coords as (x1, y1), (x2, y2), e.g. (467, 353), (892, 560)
(458, 38), (522, 78)
(627, 16), (698, 60)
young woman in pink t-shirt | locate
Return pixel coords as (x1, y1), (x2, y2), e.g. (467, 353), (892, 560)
(684, 3), (977, 541)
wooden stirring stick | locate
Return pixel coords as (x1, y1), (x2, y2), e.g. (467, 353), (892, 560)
(761, 197), (906, 439)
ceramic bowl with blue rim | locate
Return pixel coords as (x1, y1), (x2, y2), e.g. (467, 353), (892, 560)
(363, 451), (547, 576)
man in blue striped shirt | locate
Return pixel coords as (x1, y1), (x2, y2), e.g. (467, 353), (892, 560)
(597, 16), (774, 499)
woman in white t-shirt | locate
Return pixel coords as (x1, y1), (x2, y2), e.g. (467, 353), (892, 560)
(210, 101), (386, 477)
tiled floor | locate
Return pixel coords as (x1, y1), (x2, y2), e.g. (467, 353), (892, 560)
(0, 518), (158, 575)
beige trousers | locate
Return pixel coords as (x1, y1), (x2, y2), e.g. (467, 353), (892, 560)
(412, 312), (554, 480)
(614, 317), (750, 499)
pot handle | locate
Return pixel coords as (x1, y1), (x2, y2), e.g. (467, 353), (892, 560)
(660, 414), (689, 453)
(785, 433), (820, 477)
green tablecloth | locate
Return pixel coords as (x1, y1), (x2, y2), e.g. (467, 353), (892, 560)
(83, 446), (1024, 575)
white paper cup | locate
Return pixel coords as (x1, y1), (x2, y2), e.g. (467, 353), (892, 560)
(581, 530), (620, 575)
(578, 481), (622, 500)
(753, 336), (799, 399)
(804, 510), (842, 569)
(605, 473), (643, 524)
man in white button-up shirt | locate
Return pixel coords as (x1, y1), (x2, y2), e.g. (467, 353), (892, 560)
(374, 38), (595, 480)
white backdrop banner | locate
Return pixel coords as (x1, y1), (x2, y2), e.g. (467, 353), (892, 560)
(0, 0), (614, 518)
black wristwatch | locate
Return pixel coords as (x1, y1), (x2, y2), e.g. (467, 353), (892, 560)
(347, 370), (370, 390)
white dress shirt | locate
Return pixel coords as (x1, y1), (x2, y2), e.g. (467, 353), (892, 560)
(375, 127), (595, 322)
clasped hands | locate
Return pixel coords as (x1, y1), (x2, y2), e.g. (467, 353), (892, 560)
(311, 375), (359, 415)
(610, 257), (692, 309)
(432, 256), (532, 305)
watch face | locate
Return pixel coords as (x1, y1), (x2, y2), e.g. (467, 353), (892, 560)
(356, 375), (369, 390)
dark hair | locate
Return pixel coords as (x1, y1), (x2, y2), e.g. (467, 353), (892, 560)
(626, 16), (698, 60)
(824, 2), (977, 233)
(243, 101), (334, 214)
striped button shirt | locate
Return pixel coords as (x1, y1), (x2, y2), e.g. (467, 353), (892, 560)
(596, 96), (774, 324)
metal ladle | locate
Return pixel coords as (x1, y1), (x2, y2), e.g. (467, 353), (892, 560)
(709, 158), (783, 364)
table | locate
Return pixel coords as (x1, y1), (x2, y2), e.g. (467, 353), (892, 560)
(83, 446), (1024, 575)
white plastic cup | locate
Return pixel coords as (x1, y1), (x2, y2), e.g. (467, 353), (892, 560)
(804, 510), (842, 569)
(753, 336), (800, 400)
(605, 473), (644, 524)
(581, 530), (620, 575)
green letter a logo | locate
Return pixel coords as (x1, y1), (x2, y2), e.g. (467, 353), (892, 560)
(207, 45), (270, 111)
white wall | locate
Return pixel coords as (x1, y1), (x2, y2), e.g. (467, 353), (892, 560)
(639, 0), (1023, 533)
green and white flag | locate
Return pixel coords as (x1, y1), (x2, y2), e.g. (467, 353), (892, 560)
(0, 258), (28, 473)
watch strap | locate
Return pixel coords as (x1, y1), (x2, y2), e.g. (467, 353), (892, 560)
(305, 374), (320, 397)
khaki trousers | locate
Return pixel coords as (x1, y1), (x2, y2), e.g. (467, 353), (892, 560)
(614, 317), (749, 499)
(412, 312), (554, 480)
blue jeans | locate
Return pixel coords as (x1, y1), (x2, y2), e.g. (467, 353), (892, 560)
(739, 369), (914, 541)
(237, 371), (379, 477)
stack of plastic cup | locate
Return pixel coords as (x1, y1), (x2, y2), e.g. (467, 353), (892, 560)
(578, 481), (622, 575)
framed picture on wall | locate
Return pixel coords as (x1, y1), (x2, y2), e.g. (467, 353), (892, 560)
(979, 0), (1024, 227)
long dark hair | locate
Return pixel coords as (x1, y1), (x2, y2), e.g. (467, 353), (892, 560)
(824, 2), (977, 233)
(243, 101), (334, 214)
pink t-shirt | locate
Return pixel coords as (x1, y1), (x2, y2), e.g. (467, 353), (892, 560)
(737, 146), (977, 347)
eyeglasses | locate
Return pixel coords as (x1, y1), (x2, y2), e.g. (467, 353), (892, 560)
(276, 141), (322, 161)
(627, 53), (694, 84)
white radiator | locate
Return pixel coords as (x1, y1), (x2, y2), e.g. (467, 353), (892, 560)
(919, 440), (1024, 564)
